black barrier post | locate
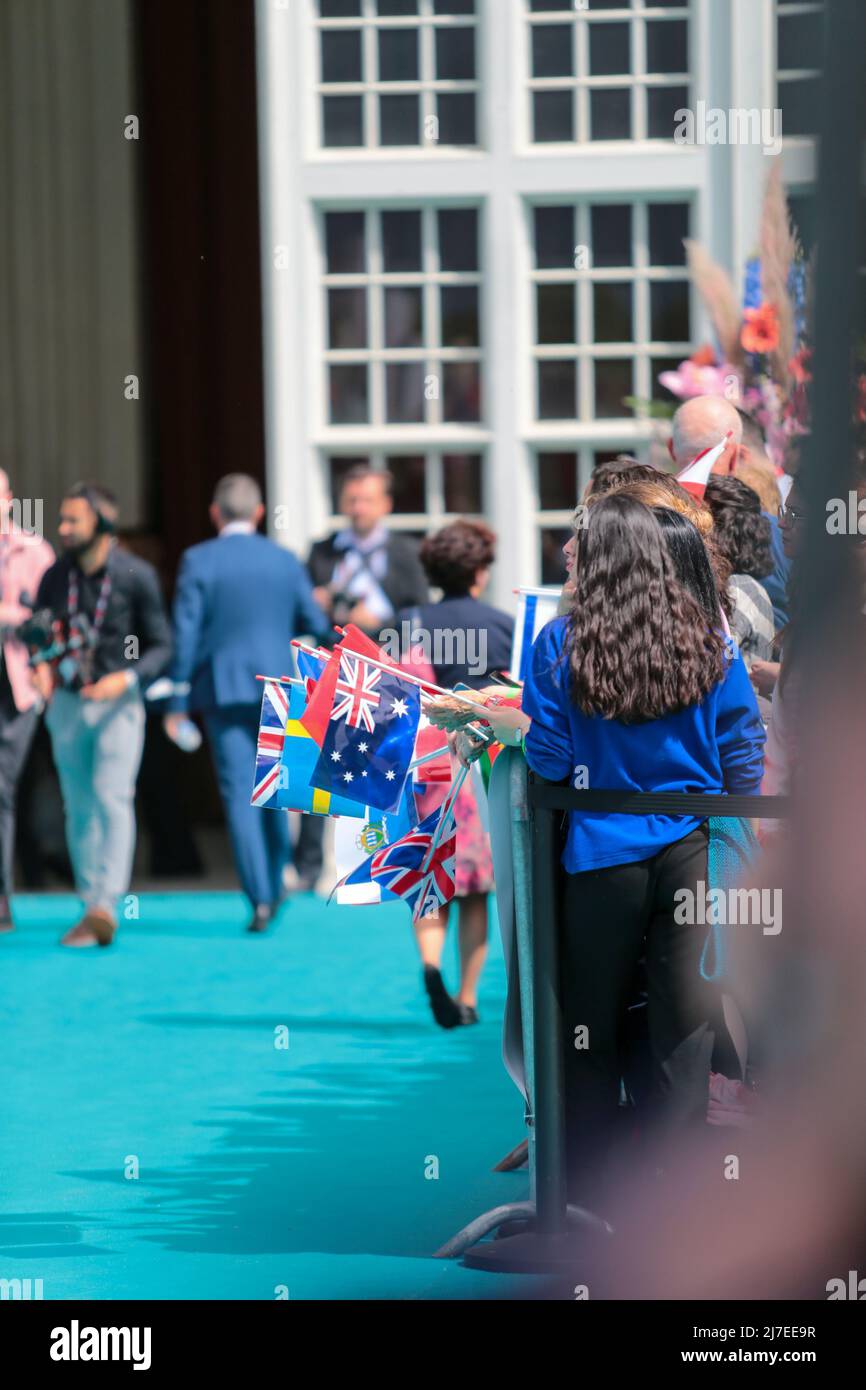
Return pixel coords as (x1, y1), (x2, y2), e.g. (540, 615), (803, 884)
(438, 778), (790, 1274)
(530, 786), (567, 1235)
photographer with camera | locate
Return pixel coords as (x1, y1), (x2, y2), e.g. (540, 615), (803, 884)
(301, 466), (428, 893)
(33, 483), (172, 948)
(0, 469), (55, 933)
(307, 465), (428, 639)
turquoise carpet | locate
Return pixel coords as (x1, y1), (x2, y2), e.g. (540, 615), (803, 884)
(1, 893), (537, 1300)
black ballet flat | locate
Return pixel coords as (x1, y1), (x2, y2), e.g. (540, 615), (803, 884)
(423, 966), (461, 1029)
(455, 1003), (479, 1027)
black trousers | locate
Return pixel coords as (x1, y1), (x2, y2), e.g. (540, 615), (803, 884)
(294, 812), (324, 882)
(561, 823), (715, 1203)
(0, 664), (40, 900)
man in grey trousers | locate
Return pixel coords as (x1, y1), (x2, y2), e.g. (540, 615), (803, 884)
(34, 484), (172, 947)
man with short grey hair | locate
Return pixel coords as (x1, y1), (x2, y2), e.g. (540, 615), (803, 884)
(211, 473), (263, 523)
(669, 395), (743, 476)
(164, 474), (329, 933)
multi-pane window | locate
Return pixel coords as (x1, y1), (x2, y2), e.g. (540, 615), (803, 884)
(316, 0), (479, 150)
(530, 199), (691, 422)
(325, 451), (484, 534)
(775, 1), (824, 139)
(526, 0), (691, 144)
(535, 447), (653, 583)
(323, 205), (483, 427)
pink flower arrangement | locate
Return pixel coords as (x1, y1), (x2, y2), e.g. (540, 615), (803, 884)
(658, 350), (743, 403)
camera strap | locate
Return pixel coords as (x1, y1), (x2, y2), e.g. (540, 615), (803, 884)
(68, 564), (112, 649)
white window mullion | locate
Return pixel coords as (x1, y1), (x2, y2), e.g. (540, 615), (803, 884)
(368, 209), (386, 427)
(632, 11), (647, 143)
(575, 13), (589, 143)
(424, 204), (442, 428)
(633, 200), (651, 414)
(576, 204), (592, 423)
(428, 450), (445, 522)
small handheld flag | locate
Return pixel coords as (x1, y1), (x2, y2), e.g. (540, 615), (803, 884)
(251, 679), (364, 817)
(675, 431), (734, 499)
(310, 653), (421, 814)
(511, 586), (561, 684)
(339, 802), (457, 922)
(334, 784), (421, 905)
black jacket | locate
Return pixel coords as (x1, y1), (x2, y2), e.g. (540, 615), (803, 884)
(307, 530), (428, 627)
(36, 546), (172, 689)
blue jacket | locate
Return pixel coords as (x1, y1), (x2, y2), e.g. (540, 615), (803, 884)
(168, 533), (329, 712)
(762, 513), (791, 631)
(522, 617), (766, 873)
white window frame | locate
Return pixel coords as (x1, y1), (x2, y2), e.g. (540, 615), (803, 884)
(526, 194), (695, 429)
(319, 202), (484, 431)
(522, 0), (692, 150)
(322, 447), (486, 534)
(312, 0), (482, 154)
(256, 0), (782, 603)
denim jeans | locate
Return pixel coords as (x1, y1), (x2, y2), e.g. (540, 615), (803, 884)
(45, 687), (146, 914)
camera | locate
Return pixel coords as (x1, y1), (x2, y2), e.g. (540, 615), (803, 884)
(15, 607), (95, 690)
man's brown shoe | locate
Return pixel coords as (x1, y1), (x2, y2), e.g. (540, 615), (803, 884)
(60, 908), (117, 948)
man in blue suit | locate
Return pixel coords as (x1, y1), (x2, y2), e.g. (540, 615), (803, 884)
(164, 475), (329, 933)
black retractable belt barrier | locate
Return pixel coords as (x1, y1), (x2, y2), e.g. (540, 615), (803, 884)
(438, 770), (790, 1275)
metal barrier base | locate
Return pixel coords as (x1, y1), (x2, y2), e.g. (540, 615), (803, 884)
(434, 1201), (612, 1273)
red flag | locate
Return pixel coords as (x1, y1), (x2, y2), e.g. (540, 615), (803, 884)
(299, 643), (343, 745)
(340, 623), (399, 666)
(675, 431), (733, 499)
(299, 627), (403, 746)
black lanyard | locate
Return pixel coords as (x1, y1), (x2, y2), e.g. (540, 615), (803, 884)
(68, 564), (112, 647)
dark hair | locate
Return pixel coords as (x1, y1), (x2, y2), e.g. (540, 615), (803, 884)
(587, 458), (668, 497)
(566, 495), (726, 723)
(339, 464), (393, 496)
(420, 519), (496, 594)
(64, 481), (119, 530)
(654, 507), (723, 627)
(704, 475), (773, 579)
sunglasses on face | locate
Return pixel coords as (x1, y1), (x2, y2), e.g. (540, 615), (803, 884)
(779, 503), (806, 525)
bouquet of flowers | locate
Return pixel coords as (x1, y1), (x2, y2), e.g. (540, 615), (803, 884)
(633, 162), (814, 470)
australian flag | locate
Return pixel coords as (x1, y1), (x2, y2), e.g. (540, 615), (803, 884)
(341, 803), (457, 921)
(310, 651), (421, 815)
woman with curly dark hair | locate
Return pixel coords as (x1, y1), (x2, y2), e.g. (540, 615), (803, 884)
(704, 476), (775, 669)
(397, 519), (513, 1030)
(521, 494), (765, 1211)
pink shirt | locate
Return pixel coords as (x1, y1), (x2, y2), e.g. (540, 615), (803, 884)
(0, 528), (56, 711)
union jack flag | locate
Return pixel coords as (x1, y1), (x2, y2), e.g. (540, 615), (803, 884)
(251, 679), (290, 807)
(330, 653), (382, 733)
(367, 806), (457, 921)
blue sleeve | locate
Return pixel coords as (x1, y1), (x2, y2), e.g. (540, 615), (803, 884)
(167, 550), (205, 713)
(521, 619), (574, 782)
(716, 650), (766, 794)
(289, 553), (330, 643)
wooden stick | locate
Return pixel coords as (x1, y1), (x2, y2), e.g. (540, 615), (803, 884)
(289, 638), (494, 718)
(408, 745), (449, 772)
(419, 762), (469, 876)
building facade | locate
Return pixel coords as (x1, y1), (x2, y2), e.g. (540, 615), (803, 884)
(255, 0), (822, 608)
